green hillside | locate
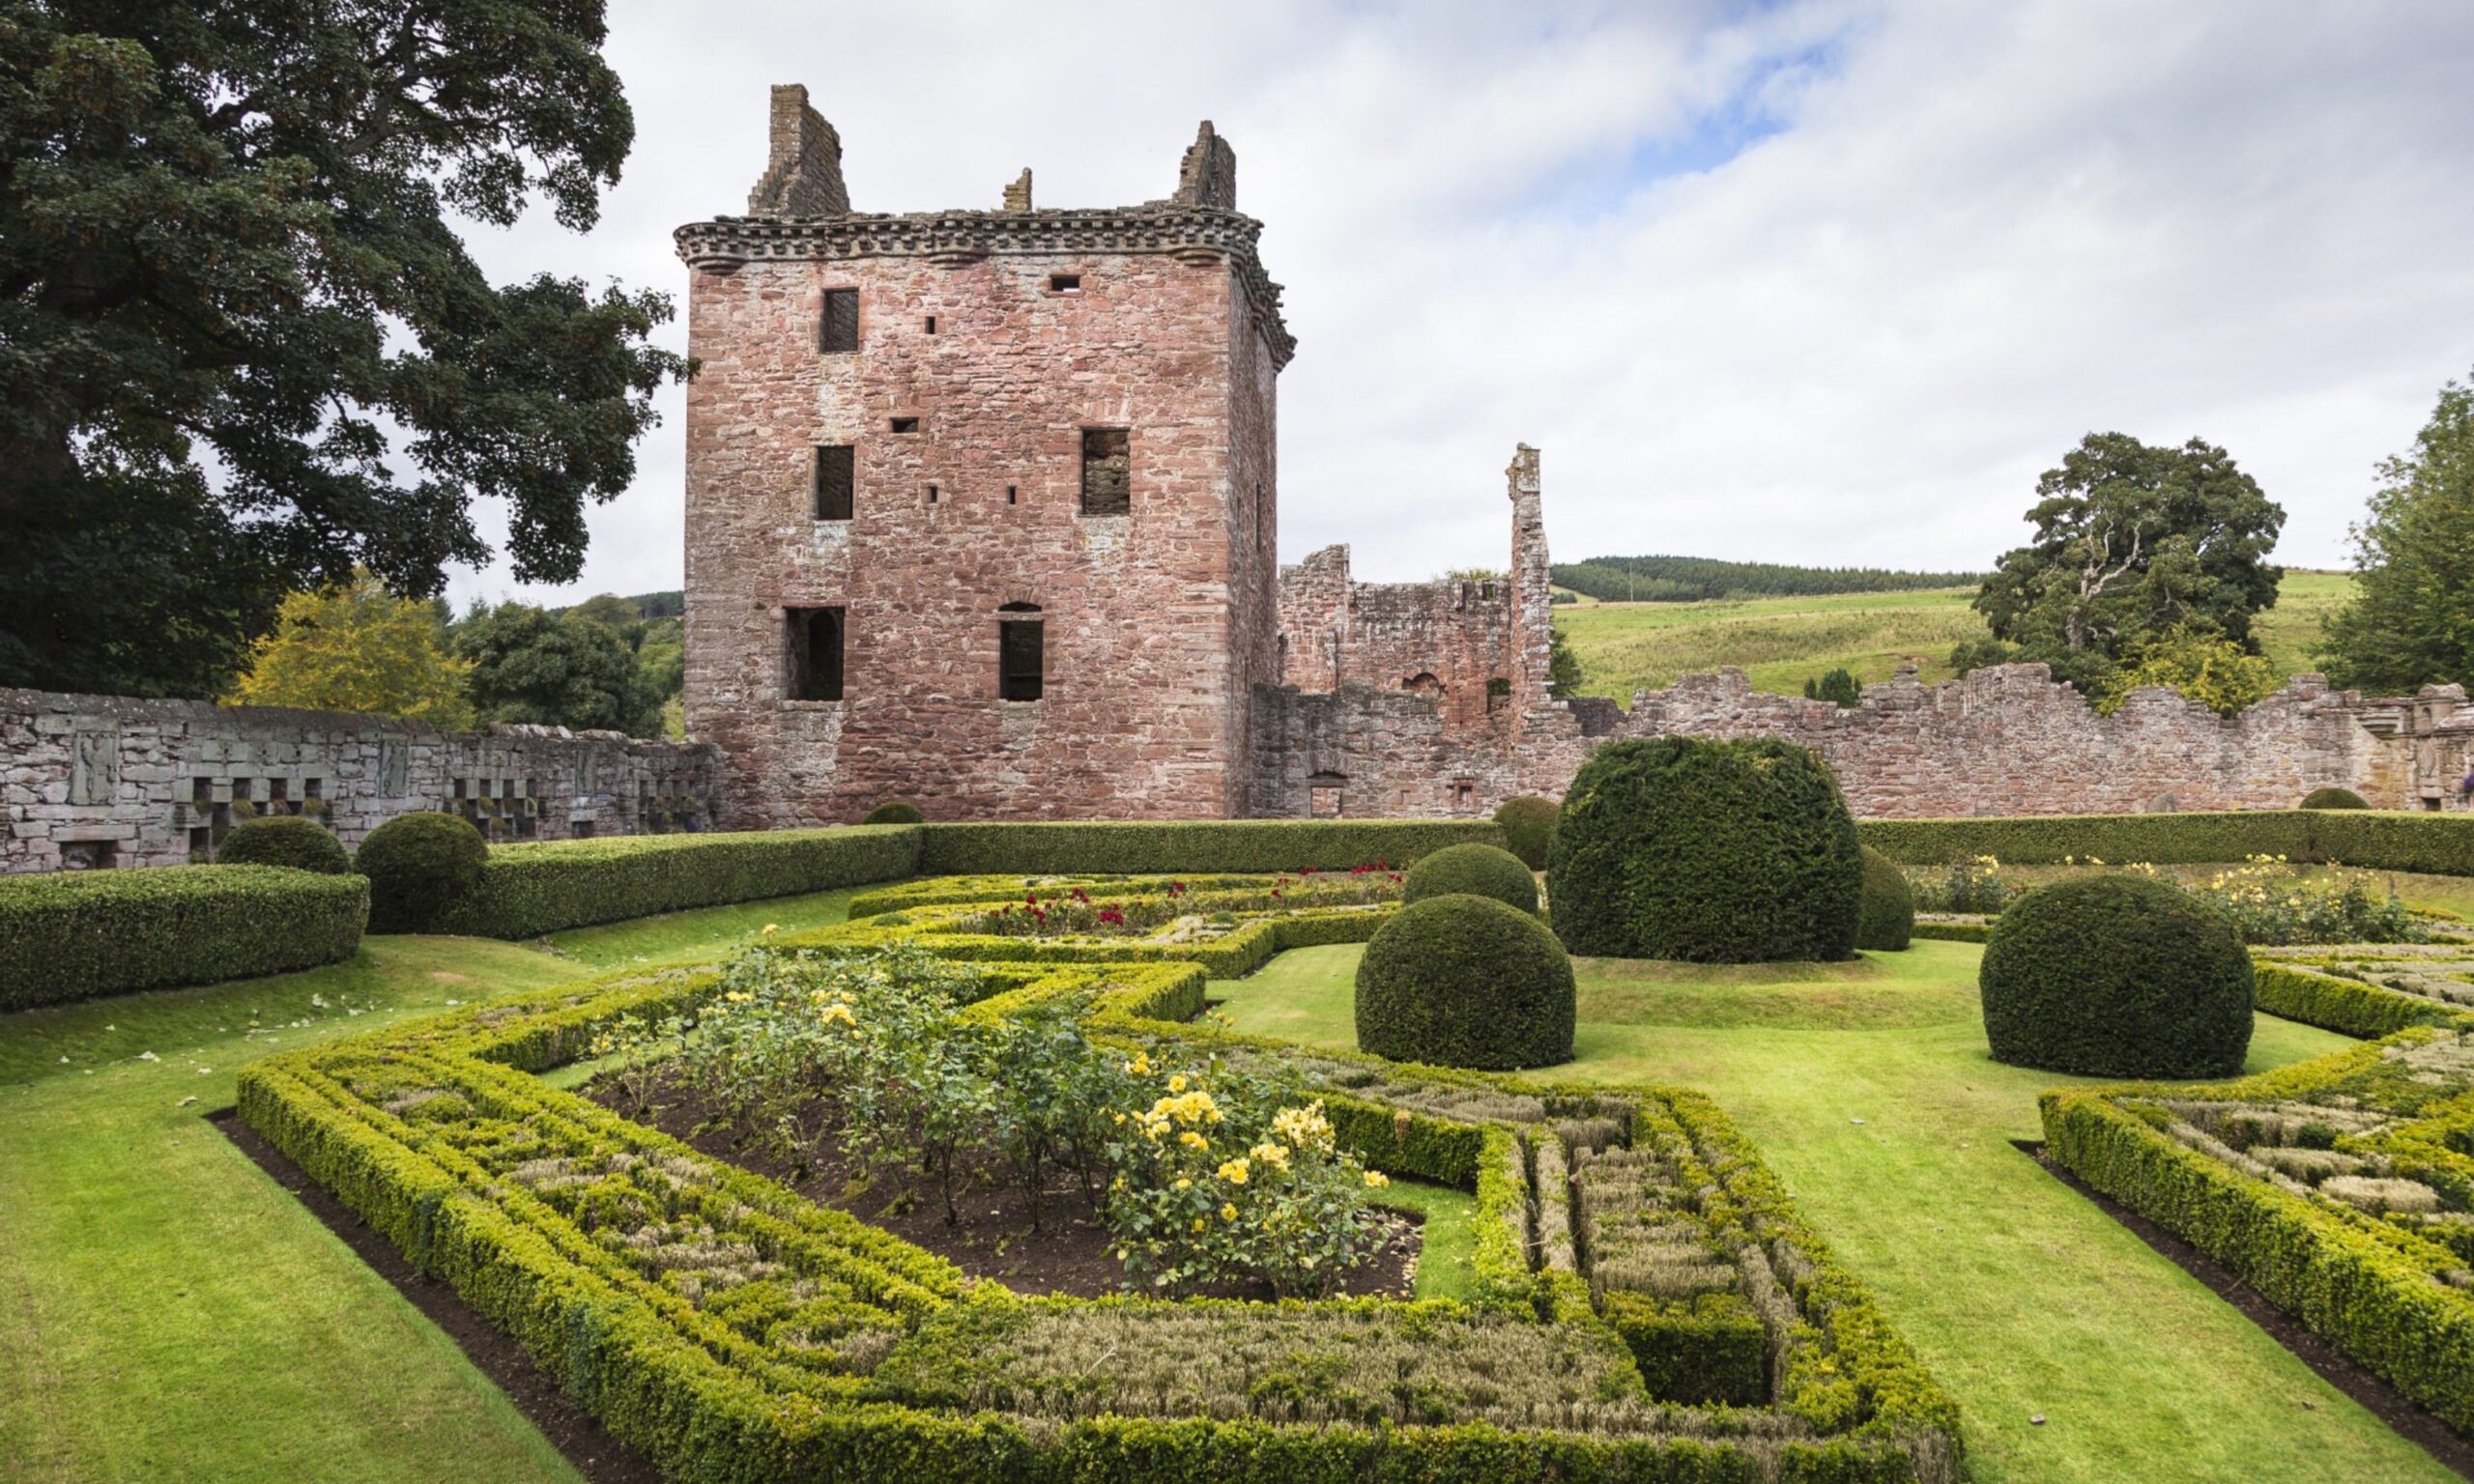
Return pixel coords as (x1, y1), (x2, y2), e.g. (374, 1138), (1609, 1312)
(1556, 570), (2356, 703)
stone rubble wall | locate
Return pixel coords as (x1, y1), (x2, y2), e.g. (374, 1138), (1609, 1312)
(2, 689), (719, 873)
(1275, 547), (1516, 730)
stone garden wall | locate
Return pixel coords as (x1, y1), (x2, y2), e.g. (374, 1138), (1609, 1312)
(1, 689), (719, 872)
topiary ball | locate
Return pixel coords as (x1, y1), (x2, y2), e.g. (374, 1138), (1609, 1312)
(1355, 894), (1574, 1069)
(1546, 736), (1862, 963)
(356, 812), (488, 934)
(2299, 786), (2370, 810)
(1404, 842), (1539, 915)
(1854, 846), (1913, 952)
(1979, 874), (2253, 1078)
(1492, 795), (1559, 870)
(863, 800), (925, 825)
(215, 815), (351, 874)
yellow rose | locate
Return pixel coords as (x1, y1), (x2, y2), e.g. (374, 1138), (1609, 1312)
(1364, 1170), (1390, 1188)
(1222, 1203), (1238, 1221)
(1217, 1158), (1251, 1185)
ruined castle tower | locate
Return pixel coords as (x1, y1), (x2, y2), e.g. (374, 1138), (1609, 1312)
(676, 87), (1294, 823)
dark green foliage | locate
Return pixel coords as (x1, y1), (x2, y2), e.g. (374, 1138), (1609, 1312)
(1853, 847), (1913, 952)
(1354, 895), (1575, 1069)
(863, 800), (925, 825)
(2251, 964), (2474, 1038)
(1858, 809), (2474, 877)
(0, 866), (364, 1009)
(1548, 737), (1863, 963)
(1402, 842), (1539, 915)
(1979, 875), (2253, 1077)
(453, 603), (664, 736)
(1552, 555), (1979, 603)
(1602, 1291), (1769, 1407)
(0, 4), (684, 696)
(214, 815), (350, 874)
(917, 820), (1501, 875)
(1802, 668), (1860, 706)
(441, 827), (922, 939)
(1972, 432), (2285, 695)
(355, 813), (487, 934)
(1545, 624), (1584, 698)
(2320, 372), (2474, 694)
(1492, 795), (1559, 869)
(2300, 786), (2370, 810)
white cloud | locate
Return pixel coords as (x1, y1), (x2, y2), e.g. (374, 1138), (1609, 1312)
(446, 0), (2474, 607)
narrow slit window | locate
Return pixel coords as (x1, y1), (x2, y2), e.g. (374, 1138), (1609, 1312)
(1079, 427), (1131, 515)
(926, 483), (939, 505)
(820, 290), (858, 353)
(787, 607), (846, 701)
(999, 612), (1044, 701)
(1005, 484), (1018, 505)
(814, 444), (854, 520)
(924, 314), (938, 334)
(889, 416), (919, 434)
(1049, 273), (1081, 294)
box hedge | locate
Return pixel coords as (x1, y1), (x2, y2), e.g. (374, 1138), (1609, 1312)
(1979, 876), (2254, 1077)
(0, 865), (366, 1009)
(437, 826), (922, 938)
(214, 814), (353, 873)
(1859, 809), (2474, 876)
(1402, 842), (1540, 915)
(1853, 846), (1913, 952)
(916, 818), (1501, 875)
(1355, 894), (1575, 1069)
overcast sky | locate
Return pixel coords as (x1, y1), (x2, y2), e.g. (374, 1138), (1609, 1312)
(445, 0), (2474, 607)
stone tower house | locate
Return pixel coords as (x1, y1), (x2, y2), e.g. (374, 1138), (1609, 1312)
(676, 87), (1294, 824)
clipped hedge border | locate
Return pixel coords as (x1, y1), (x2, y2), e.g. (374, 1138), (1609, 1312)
(917, 819), (1502, 875)
(2043, 1062), (2474, 1436)
(1860, 809), (2474, 877)
(241, 876), (1962, 1483)
(438, 826), (923, 938)
(2251, 962), (2474, 1039)
(0, 866), (367, 1010)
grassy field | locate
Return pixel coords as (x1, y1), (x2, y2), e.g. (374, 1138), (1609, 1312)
(1556, 569), (2356, 702)
(1210, 941), (2454, 1484)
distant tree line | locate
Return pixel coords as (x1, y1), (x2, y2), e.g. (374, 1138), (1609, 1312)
(1552, 556), (1983, 603)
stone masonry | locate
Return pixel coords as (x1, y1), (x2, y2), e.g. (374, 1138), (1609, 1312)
(679, 87), (1287, 825)
(1, 690), (717, 872)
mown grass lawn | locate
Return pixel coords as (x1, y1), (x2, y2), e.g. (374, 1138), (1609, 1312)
(1210, 940), (2457, 1484)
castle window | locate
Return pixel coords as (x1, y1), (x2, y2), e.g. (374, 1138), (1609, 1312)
(814, 444), (854, 521)
(1486, 677), (1512, 713)
(889, 415), (919, 434)
(1079, 427), (1131, 516)
(1006, 485), (1018, 505)
(926, 483), (940, 505)
(1309, 771), (1347, 819)
(786, 607), (846, 701)
(820, 290), (858, 353)
(1049, 273), (1081, 294)
(924, 314), (937, 334)
(998, 605), (1044, 701)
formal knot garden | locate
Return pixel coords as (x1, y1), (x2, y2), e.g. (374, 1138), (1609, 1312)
(10, 758), (2474, 1481)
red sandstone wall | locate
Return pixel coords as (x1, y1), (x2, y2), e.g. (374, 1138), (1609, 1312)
(1274, 547), (1514, 730)
(684, 248), (1268, 824)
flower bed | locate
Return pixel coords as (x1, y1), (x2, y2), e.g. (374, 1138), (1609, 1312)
(240, 870), (1963, 1483)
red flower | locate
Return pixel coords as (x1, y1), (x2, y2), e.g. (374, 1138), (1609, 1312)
(1098, 908), (1125, 927)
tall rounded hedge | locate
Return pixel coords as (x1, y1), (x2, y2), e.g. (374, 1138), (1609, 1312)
(1546, 736), (1862, 963)
(1854, 846), (1913, 952)
(215, 815), (351, 874)
(1493, 796), (1559, 870)
(1403, 842), (1539, 915)
(2299, 786), (2370, 811)
(357, 812), (488, 933)
(1979, 874), (2253, 1078)
(864, 800), (925, 825)
(1355, 894), (1575, 1069)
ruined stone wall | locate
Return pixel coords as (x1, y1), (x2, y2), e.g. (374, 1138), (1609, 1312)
(1274, 548), (1514, 729)
(1250, 665), (2474, 822)
(1, 690), (717, 873)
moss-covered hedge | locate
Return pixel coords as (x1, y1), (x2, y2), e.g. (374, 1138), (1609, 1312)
(1401, 842), (1539, 915)
(0, 866), (366, 1009)
(1980, 875), (2253, 1077)
(1355, 894), (1575, 1069)
(214, 815), (352, 873)
(1548, 736), (1862, 962)
(1492, 796), (1559, 870)
(1860, 809), (2474, 876)
(917, 819), (1501, 875)
(1853, 846), (1913, 952)
(440, 827), (923, 938)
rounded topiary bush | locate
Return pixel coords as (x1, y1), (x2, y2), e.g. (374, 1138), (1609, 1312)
(1493, 795), (1559, 870)
(863, 800), (925, 825)
(1403, 842), (1539, 915)
(356, 812), (488, 933)
(1355, 894), (1574, 1069)
(1854, 846), (1913, 952)
(1545, 736), (1862, 963)
(1979, 874), (2253, 1078)
(2300, 786), (2370, 810)
(214, 815), (351, 874)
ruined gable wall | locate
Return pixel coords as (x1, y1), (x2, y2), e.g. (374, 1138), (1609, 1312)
(1, 689), (716, 872)
(683, 245), (1256, 825)
(1273, 550), (1513, 730)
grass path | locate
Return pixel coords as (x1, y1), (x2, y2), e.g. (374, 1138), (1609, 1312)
(0, 889), (849, 1484)
(1211, 941), (2458, 1484)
